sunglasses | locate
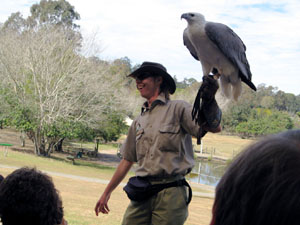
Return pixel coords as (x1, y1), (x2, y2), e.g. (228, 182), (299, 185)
(136, 72), (156, 80)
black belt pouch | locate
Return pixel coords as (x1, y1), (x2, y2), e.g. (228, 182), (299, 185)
(123, 176), (192, 204)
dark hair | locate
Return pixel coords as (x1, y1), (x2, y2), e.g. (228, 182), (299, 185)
(275, 129), (300, 146)
(211, 129), (300, 225)
(0, 167), (63, 225)
(157, 76), (170, 100)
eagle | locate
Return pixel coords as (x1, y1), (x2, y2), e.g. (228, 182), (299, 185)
(181, 12), (256, 101)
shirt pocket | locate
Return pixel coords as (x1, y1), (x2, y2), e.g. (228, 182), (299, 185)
(158, 124), (181, 152)
(135, 128), (146, 160)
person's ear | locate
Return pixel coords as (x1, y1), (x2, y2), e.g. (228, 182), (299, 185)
(156, 76), (163, 85)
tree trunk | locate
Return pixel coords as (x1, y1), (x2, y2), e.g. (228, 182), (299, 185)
(32, 128), (47, 156)
(20, 131), (26, 147)
(94, 138), (99, 154)
(39, 136), (46, 156)
(33, 130), (40, 155)
(54, 137), (65, 152)
(46, 141), (55, 155)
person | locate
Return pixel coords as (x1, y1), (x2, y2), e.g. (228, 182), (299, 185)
(0, 167), (68, 225)
(210, 129), (300, 225)
(94, 61), (222, 225)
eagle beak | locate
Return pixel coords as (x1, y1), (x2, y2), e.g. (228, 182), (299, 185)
(181, 13), (188, 20)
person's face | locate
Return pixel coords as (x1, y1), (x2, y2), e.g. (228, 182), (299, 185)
(135, 74), (162, 101)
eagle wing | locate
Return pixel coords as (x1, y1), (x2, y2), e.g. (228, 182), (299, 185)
(183, 28), (199, 61)
(205, 22), (256, 91)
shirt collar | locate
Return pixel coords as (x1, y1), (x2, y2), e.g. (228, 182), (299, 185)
(141, 93), (167, 114)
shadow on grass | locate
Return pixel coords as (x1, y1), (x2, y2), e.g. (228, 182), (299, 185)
(9, 146), (119, 171)
(50, 153), (119, 171)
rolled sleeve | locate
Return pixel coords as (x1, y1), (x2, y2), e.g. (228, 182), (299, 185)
(179, 101), (199, 137)
(121, 121), (138, 162)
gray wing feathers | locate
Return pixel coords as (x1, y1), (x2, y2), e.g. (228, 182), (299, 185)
(183, 28), (199, 61)
(205, 22), (256, 90)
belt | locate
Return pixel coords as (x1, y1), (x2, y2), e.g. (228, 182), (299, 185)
(146, 175), (192, 204)
(147, 174), (185, 184)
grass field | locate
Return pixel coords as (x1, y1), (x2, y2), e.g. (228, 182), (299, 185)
(0, 149), (214, 225)
(193, 132), (255, 159)
(0, 128), (256, 225)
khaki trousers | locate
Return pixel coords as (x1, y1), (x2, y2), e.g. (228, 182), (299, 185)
(122, 185), (188, 225)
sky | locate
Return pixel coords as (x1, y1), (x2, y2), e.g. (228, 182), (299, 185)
(0, 0), (300, 95)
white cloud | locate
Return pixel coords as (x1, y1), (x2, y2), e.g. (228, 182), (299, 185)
(1, 0), (299, 95)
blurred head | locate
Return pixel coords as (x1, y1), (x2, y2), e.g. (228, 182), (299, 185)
(0, 167), (63, 225)
(211, 129), (300, 225)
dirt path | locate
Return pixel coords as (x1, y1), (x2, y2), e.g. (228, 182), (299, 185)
(0, 163), (214, 198)
(0, 128), (215, 198)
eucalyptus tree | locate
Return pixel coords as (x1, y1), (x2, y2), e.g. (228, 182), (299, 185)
(27, 0), (80, 29)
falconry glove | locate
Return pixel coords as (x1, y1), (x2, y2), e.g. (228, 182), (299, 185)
(192, 75), (222, 144)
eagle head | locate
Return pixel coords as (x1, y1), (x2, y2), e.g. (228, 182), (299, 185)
(181, 12), (206, 25)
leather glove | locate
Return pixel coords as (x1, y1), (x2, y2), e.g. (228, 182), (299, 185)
(201, 75), (219, 102)
(192, 75), (222, 144)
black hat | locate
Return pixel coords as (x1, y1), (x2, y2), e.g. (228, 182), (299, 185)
(128, 61), (176, 94)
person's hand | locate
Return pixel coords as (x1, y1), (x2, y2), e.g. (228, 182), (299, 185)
(95, 192), (111, 216)
(201, 75), (219, 101)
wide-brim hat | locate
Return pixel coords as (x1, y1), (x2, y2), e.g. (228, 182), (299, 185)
(128, 61), (176, 94)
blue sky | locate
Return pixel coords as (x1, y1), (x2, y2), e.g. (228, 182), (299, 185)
(0, 0), (300, 95)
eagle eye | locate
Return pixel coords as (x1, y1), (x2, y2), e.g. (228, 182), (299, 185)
(190, 13), (195, 17)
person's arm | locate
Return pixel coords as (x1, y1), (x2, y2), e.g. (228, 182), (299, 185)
(94, 159), (134, 215)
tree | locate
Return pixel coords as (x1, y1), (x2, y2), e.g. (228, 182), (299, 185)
(2, 12), (27, 33)
(27, 0), (80, 29)
(260, 96), (275, 109)
(0, 27), (122, 156)
(235, 109), (293, 137)
(1, 0), (80, 34)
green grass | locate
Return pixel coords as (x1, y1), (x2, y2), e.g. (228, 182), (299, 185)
(192, 132), (255, 160)
(0, 149), (130, 181)
(0, 148), (214, 225)
(0, 129), (256, 225)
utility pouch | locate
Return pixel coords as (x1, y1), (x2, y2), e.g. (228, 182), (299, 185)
(123, 176), (192, 204)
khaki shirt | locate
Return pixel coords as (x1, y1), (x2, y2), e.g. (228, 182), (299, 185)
(121, 93), (199, 177)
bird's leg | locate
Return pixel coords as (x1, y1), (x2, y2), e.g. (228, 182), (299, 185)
(211, 68), (221, 80)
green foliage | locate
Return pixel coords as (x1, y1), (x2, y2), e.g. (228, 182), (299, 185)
(95, 113), (128, 143)
(8, 107), (37, 132)
(173, 76), (198, 89)
(222, 103), (253, 132)
(221, 83), (299, 136)
(235, 109), (293, 137)
(28, 0), (80, 29)
(43, 120), (93, 141)
(2, 12), (27, 32)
